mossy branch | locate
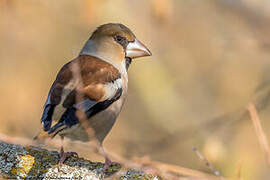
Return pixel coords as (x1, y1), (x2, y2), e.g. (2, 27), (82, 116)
(0, 141), (158, 179)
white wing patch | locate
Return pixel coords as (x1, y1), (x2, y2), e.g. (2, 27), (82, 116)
(60, 78), (79, 103)
(103, 78), (122, 100)
(51, 79), (79, 122)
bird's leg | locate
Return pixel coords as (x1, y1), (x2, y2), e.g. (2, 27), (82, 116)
(101, 146), (118, 171)
(59, 136), (78, 164)
(103, 156), (113, 171)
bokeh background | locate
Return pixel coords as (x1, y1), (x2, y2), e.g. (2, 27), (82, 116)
(1, 0), (270, 179)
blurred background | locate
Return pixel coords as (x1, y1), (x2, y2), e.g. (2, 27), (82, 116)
(1, 0), (270, 179)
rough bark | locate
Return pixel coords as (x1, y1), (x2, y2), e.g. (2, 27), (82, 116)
(0, 141), (159, 180)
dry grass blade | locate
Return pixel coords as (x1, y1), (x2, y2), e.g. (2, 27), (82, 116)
(247, 103), (270, 166)
(192, 147), (221, 177)
(134, 157), (226, 180)
(235, 162), (243, 180)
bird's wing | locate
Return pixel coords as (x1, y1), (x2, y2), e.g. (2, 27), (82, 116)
(40, 55), (122, 138)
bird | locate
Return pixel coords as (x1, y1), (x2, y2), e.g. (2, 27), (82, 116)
(34, 23), (152, 169)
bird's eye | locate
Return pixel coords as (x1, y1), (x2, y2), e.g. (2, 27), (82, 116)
(115, 36), (125, 43)
(114, 35), (128, 48)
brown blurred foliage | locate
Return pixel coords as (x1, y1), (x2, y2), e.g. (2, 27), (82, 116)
(1, 0), (270, 179)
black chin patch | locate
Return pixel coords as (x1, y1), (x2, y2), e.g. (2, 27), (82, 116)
(125, 57), (132, 70)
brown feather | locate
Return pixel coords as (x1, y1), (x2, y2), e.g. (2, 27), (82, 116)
(49, 55), (121, 106)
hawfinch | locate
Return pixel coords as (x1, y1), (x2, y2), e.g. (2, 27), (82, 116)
(34, 23), (151, 169)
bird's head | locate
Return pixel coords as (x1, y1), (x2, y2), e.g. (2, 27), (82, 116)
(80, 23), (152, 72)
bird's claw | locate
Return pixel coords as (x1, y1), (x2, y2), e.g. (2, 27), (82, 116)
(103, 157), (118, 171)
(59, 151), (78, 164)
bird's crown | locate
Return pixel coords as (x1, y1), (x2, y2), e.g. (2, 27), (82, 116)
(90, 23), (136, 42)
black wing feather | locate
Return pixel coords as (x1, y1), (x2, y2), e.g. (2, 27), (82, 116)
(41, 104), (56, 131)
(47, 88), (122, 135)
(86, 88), (122, 118)
(48, 107), (78, 134)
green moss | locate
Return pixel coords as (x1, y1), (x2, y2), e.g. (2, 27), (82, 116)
(104, 163), (121, 177)
(118, 170), (162, 180)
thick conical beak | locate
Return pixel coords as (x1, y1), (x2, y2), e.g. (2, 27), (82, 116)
(126, 39), (152, 59)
